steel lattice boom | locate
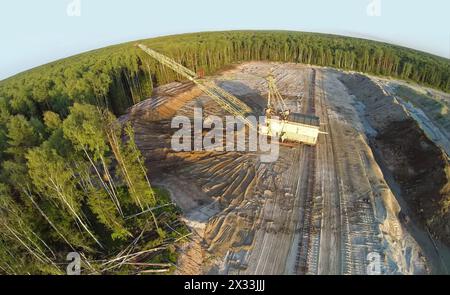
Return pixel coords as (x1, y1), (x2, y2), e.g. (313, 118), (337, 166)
(138, 44), (254, 126)
(266, 72), (290, 119)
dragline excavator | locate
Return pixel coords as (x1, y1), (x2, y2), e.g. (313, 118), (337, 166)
(137, 44), (254, 127)
(137, 44), (322, 145)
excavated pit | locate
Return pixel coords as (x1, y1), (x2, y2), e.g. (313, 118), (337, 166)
(376, 120), (448, 220)
(339, 74), (450, 241)
(339, 73), (450, 273)
(120, 62), (449, 274)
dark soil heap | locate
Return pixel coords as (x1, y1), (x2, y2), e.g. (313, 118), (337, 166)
(339, 73), (450, 246)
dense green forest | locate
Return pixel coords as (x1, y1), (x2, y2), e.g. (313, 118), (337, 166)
(0, 30), (449, 274)
(1, 31), (449, 117)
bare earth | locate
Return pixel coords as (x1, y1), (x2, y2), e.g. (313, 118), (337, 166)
(121, 62), (449, 275)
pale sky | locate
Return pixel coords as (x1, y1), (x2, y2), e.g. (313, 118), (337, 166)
(0, 0), (449, 80)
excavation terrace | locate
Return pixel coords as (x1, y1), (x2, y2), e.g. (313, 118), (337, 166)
(121, 61), (450, 275)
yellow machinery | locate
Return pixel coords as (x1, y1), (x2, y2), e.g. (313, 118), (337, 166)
(265, 71), (290, 120)
(138, 44), (321, 145)
(138, 44), (254, 127)
(261, 70), (321, 145)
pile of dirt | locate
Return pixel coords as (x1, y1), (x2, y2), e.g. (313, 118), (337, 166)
(339, 73), (450, 246)
(376, 120), (450, 240)
(123, 81), (202, 122)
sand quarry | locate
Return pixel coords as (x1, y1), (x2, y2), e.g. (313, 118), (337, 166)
(120, 62), (450, 275)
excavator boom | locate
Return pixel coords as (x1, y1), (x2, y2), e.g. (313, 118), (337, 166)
(138, 44), (253, 126)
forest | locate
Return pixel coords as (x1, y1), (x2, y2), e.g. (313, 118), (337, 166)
(0, 30), (449, 274)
